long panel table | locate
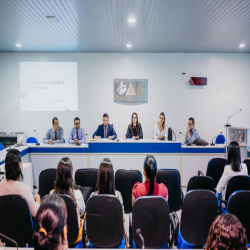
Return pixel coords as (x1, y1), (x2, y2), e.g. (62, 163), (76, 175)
(0, 139), (226, 186)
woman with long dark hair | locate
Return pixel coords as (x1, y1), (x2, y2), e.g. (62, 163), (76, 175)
(216, 141), (248, 200)
(123, 112), (143, 140)
(205, 213), (247, 250)
(33, 194), (68, 250)
(50, 157), (85, 243)
(90, 158), (124, 215)
(132, 155), (168, 206)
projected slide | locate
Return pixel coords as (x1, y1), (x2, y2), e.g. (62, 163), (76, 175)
(20, 62), (78, 111)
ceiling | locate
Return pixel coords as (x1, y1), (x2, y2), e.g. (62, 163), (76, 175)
(0, 0), (250, 53)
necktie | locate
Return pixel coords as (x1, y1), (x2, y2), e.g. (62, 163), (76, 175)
(76, 130), (79, 139)
(104, 126), (107, 138)
(55, 131), (57, 140)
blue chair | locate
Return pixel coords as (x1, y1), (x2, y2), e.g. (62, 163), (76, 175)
(26, 137), (37, 143)
(63, 138), (65, 143)
(215, 134), (225, 144)
(226, 190), (250, 247)
(0, 143), (4, 151)
(177, 190), (218, 249)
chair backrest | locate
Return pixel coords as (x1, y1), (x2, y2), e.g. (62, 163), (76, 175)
(0, 195), (33, 246)
(39, 168), (57, 199)
(86, 195), (124, 248)
(243, 159), (250, 176)
(206, 158), (227, 188)
(74, 184), (92, 205)
(227, 191), (250, 243)
(225, 175), (250, 201)
(156, 169), (181, 212)
(187, 176), (214, 192)
(59, 194), (79, 246)
(215, 134), (225, 144)
(132, 196), (170, 248)
(115, 169), (142, 213)
(26, 137), (37, 143)
(63, 138), (65, 143)
(75, 168), (98, 192)
(180, 190), (218, 246)
(0, 143), (4, 151)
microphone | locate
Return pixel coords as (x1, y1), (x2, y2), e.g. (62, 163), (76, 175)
(210, 131), (222, 146)
(34, 129), (40, 146)
(136, 228), (144, 250)
(179, 132), (191, 146)
(111, 124), (116, 140)
(225, 109), (242, 127)
(0, 232), (18, 249)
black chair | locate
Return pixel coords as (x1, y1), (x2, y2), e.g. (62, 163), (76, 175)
(0, 195), (33, 246)
(130, 196), (177, 249)
(39, 168), (57, 199)
(74, 184), (92, 205)
(115, 169), (142, 214)
(227, 191), (250, 244)
(156, 168), (183, 212)
(75, 168), (98, 192)
(243, 159), (250, 176)
(198, 158), (227, 189)
(220, 175), (250, 208)
(59, 194), (80, 246)
(177, 190), (218, 248)
(187, 176), (214, 192)
(86, 195), (124, 248)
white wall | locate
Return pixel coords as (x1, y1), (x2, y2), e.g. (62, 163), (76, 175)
(0, 53), (250, 144)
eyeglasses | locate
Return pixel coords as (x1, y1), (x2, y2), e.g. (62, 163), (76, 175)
(188, 123), (193, 126)
(133, 116), (137, 119)
(54, 123), (59, 125)
(75, 123), (80, 125)
(159, 117), (164, 120)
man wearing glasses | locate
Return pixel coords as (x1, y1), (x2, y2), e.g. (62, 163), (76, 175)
(43, 117), (64, 144)
(184, 117), (199, 144)
(68, 117), (86, 145)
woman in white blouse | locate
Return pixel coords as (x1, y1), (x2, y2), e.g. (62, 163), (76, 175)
(153, 112), (167, 140)
(216, 141), (248, 200)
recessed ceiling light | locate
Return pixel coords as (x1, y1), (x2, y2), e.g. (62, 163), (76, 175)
(46, 16), (58, 23)
(126, 44), (132, 48)
(239, 44), (245, 48)
(128, 18), (136, 23)
(16, 44), (22, 47)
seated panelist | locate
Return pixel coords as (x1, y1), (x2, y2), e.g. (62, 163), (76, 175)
(153, 112), (167, 140)
(43, 117), (64, 144)
(123, 112), (143, 140)
(92, 113), (117, 139)
(184, 117), (199, 144)
(68, 117), (86, 145)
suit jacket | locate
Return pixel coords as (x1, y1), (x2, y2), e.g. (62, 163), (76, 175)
(92, 124), (117, 139)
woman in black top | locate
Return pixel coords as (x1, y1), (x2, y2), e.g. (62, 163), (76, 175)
(123, 112), (143, 139)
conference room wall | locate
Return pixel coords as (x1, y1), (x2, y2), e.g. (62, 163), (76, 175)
(0, 53), (249, 146)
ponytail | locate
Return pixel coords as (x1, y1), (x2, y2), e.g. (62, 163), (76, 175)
(143, 155), (157, 196)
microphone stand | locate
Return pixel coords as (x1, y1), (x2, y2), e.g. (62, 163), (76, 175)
(34, 129), (40, 146)
(179, 132), (191, 146)
(210, 132), (222, 146)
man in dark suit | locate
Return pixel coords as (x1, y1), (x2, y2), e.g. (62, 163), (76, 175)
(92, 113), (117, 139)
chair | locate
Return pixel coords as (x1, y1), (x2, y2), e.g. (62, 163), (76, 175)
(39, 168), (57, 199)
(75, 168), (98, 192)
(115, 169), (142, 214)
(187, 176), (214, 192)
(198, 158), (227, 189)
(156, 169), (183, 212)
(220, 175), (250, 208)
(130, 196), (177, 249)
(26, 137), (37, 143)
(0, 195), (33, 246)
(0, 143), (4, 151)
(215, 134), (225, 144)
(63, 138), (65, 143)
(226, 191), (250, 245)
(177, 190), (218, 249)
(86, 195), (125, 248)
(58, 194), (82, 247)
(243, 159), (250, 176)
(74, 184), (92, 205)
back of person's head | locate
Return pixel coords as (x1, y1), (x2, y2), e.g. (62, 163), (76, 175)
(143, 155), (157, 196)
(5, 149), (23, 181)
(228, 141), (242, 172)
(54, 157), (76, 202)
(33, 194), (67, 250)
(205, 213), (247, 250)
(96, 158), (115, 195)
